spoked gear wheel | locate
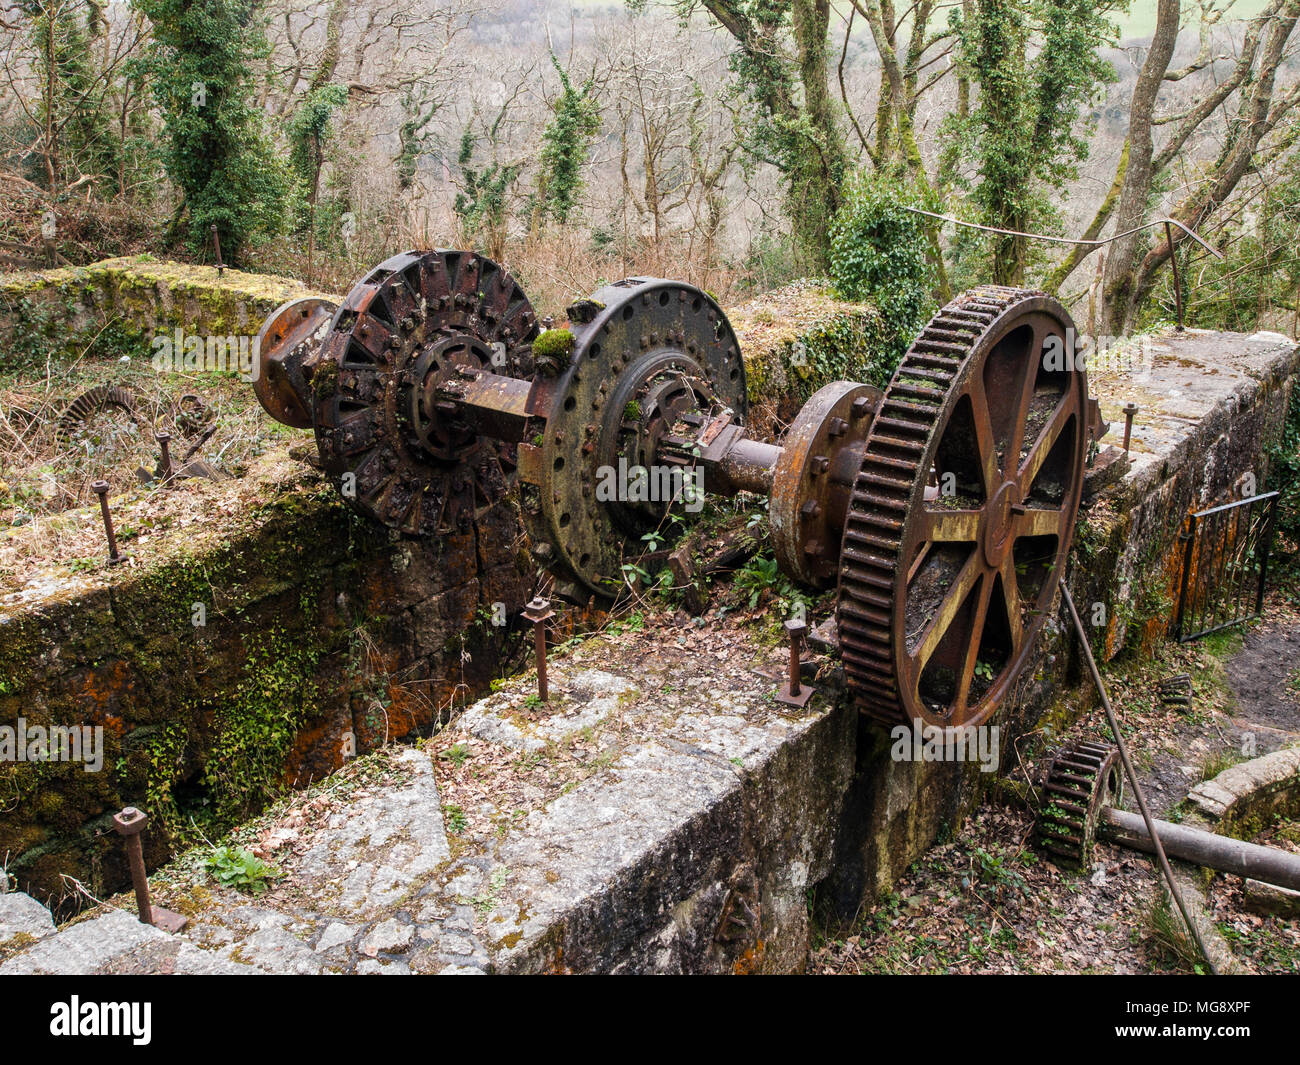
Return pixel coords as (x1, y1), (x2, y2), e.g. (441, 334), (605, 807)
(1036, 740), (1123, 868)
(838, 286), (1089, 729)
(305, 249), (539, 536)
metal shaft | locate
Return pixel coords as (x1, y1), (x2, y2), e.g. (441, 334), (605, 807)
(534, 622), (548, 702)
(1164, 220), (1185, 331)
(1058, 580), (1218, 974)
(1100, 807), (1300, 892)
(124, 833), (151, 922)
(787, 625), (802, 699)
(92, 480), (122, 563)
(210, 224), (225, 277)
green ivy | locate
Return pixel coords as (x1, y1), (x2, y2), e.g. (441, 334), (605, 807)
(132, 0), (290, 261)
(828, 172), (938, 376)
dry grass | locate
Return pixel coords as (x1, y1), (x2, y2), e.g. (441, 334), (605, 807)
(0, 341), (296, 591)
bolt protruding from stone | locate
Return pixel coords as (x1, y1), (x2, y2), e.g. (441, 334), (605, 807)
(1122, 402), (1139, 456)
(155, 430), (173, 482)
(784, 618), (807, 699)
(210, 224), (225, 277)
(113, 807), (153, 924)
(112, 807), (188, 933)
(92, 480), (124, 565)
(522, 596), (556, 702)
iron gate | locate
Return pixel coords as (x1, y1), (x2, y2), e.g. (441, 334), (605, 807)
(1173, 491), (1280, 642)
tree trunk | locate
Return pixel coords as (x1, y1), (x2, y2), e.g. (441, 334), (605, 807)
(1099, 0), (1181, 333)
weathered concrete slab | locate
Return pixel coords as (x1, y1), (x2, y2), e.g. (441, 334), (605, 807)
(0, 891), (56, 946)
(1091, 328), (1299, 503)
(0, 906), (257, 974)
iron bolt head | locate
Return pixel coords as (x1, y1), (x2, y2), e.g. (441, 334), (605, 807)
(784, 619), (807, 639)
(113, 806), (148, 836)
(851, 396), (873, 419)
(522, 596), (555, 624)
(1122, 402), (1139, 416)
(92, 480), (110, 496)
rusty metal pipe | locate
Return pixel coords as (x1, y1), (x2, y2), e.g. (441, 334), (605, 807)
(1100, 807), (1300, 893)
(1059, 580), (1218, 974)
(712, 436), (781, 496)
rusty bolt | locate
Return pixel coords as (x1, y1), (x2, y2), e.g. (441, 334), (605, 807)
(91, 480), (125, 565)
(784, 619), (807, 699)
(521, 596), (556, 702)
(113, 807), (187, 932)
(850, 396), (873, 419)
(113, 807), (153, 924)
(1122, 402), (1139, 455)
(155, 430), (174, 482)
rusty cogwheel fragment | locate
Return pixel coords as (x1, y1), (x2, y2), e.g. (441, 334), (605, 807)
(1036, 739), (1123, 868)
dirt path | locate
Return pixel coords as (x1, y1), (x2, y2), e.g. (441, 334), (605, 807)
(815, 586), (1300, 975)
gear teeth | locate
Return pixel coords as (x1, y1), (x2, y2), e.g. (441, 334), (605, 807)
(1035, 740), (1123, 868)
(57, 386), (144, 439)
(836, 287), (1036, 728)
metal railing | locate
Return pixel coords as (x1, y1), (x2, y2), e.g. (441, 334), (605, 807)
(1173, 491), (1280, 642)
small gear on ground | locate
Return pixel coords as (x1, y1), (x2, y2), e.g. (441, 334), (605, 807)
(56, 386), (144, 440)
(1035, 739), (1123, 868)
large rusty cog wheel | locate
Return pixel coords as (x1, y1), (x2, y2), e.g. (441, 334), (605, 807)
(306, 249), (539, 537)
(1036, 740), (1123, 868)
(838, 286), (1089, 729)
(521, 278), (747, 602)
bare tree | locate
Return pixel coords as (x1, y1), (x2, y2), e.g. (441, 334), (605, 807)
(1049, 0), (1300, 332)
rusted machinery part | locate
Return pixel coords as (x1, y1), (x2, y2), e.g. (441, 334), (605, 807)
(837, 287), (1089, 729)
(518, 278), (747, 602)
(1099, 807), (1300, 892)
(56, 386), (145, 439)
(253, 297), (338, 428)
(1035, 739), (1123, 868)
(171, 393), (215, 439)
(304, 249), (540, 537)
(769, 380), (881, 587)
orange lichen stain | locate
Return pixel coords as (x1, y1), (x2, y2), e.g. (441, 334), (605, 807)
(73, 659), (136, 720)
(732, 939), (767, 975)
